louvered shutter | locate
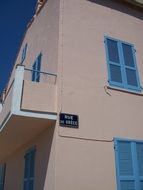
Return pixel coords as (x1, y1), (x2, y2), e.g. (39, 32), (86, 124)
(36, 53), (42, 82)
(23, 149), (36, 190)
(136, 143), (143, 190)
(105, 38), (123, 86)
(0, 164), (6, 190)
(115, 140), (135, 190)
(32, 62), (36, 81)
(121, 43), (140, 90)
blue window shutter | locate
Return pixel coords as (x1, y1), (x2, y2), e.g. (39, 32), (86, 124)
(29, 150), (36, 178)
(31, 53), (42, 82)
(115, 139), (143, 190)
(105, 37), (123, 87)
(105, 36), (141, 92)
(136, 143), (143, 176)
(0, 164), (6, 190)
(21, 43), (28, 64)
(23, 148), (36, 190)
(35, 53), (42, 82)
(136, 143), (143, 190)
(32, 62), (36, 82)
(121, 43), (141, 91)
(118, 141), (133, 176)
(115, 140), (136, 190)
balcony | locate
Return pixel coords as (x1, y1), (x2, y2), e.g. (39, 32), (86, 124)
(0, 65), (57, 160)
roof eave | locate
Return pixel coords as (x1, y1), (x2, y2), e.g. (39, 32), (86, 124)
(123, 0), (143, 9)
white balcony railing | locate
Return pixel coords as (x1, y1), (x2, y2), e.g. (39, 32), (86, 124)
(0, 65), (57, 130)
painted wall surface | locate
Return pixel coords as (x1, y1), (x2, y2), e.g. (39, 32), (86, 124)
(55, 137), (116, 190)
(3, 127), (55, 190)
(21, 80), (57, 113)
(1, 0), (143, 190)
(0, 0), (59, 119)
(18, 0), (59, 75)
(55, 0), (143, 190)
(0, 83), (13, 127)
(58, 0), (143, 140)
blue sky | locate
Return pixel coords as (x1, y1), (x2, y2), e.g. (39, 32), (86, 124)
(0, 0), (37, 93)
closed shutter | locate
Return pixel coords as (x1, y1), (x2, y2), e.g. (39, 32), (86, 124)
(105, 38), (123, 86)
(0, 164), (6, 190)
(121, 43), (139, 90)
(23, 148), (36, 190)
(115, 140), (136, 190)
(105, 36), (141, 92)
(136, 143), (143, 190)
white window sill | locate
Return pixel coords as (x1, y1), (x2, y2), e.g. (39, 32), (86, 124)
(106, 85), (143, 96)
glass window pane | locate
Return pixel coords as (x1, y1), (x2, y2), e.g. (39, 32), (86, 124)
(122, 44), (135, 67)
(136, 143), (143, 176)
(126, 69), (138, 86)
(107, 39), (120, 63)
(110, 65), (122, 83)
(120, 180), (135, 190)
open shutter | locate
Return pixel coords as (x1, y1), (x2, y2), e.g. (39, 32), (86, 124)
(32, 62), (36, 82)
(21, 43), (28, 64)
(36, 53), (42, 82)
(32, 53), (42, 82)
(115, 140), (135, 190)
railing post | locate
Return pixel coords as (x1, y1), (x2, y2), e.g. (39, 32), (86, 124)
(11, 64), (25, 113)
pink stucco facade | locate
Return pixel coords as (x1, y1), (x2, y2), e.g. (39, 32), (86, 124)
(0, 0), (143, 190)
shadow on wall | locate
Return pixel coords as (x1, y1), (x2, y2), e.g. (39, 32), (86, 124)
(87, 0), (143, 20)
(35, 124), (55, 190)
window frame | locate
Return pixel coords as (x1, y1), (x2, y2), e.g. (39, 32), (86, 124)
(114, 138), (143, 190)
(104, 36), (141, 92)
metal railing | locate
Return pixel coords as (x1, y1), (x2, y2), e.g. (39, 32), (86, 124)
(24, 68), (57, 84)
(0, 80), (14, 104)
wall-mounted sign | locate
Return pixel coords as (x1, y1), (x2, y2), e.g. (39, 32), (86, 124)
(59, 113), (79, 128)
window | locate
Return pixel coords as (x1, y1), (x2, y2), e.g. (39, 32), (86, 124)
(0, 164), (6, 190)
(23, 147), (36, 190)
(21, 43), (28, 64)
(114, 138), (143, 190)
(32, 53), (42, 82)
(105, 37), (141, 92)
